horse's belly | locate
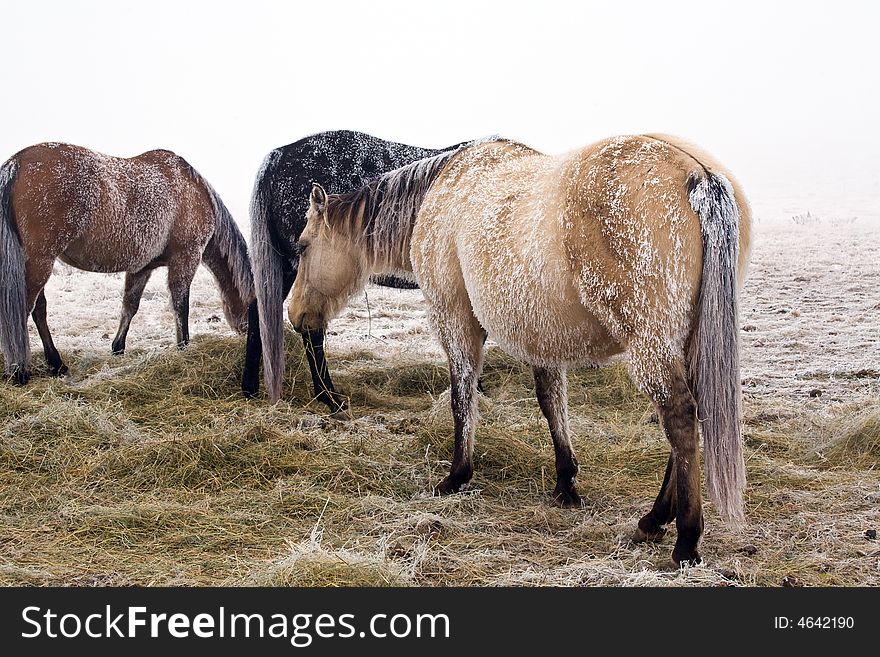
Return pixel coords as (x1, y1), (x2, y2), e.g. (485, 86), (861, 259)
(468, 282), (622, 366)
(61, 224), (166, 273)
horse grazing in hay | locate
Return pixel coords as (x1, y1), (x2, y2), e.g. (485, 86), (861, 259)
(288, 135), (752, 566)
(244, 130), (470, 411)
(0, 142), (254, 384)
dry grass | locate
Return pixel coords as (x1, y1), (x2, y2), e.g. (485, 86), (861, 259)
(1, 335), (878, 587)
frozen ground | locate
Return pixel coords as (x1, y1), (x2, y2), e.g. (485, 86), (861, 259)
(36, 217), (880, 408)
(5, 211), (879, 587)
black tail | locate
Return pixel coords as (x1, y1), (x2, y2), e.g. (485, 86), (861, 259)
(250, 150), (286, 402)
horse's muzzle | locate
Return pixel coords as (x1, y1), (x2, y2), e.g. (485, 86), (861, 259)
(290, 311), (324, 334)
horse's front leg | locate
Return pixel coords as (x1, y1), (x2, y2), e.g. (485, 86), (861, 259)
(302, 328), (346, 415)
(241, 299), (262, 397)
(533, 365), (581, 507)
(434, 313), (486, 495)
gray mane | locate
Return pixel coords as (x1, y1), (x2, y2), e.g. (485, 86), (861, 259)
(327, 147), (463, 270)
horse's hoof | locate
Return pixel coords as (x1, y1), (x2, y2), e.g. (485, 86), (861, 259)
(552, 486), (582, 508)
(241, 387), (258, 399)
(434, 476), (462, 496)
(633, 516), (667, 543)
(11, 370), (31, 386)
(327, 403), (352, 420)
(632, 526), (667, 543)
(319, 393), (348, 416)
(112, 347), (125, 356)
(671, 547), (703, 568)
(50, 364), (69, 377)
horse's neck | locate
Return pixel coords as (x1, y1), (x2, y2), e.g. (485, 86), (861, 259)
(365, 208), (417, 276)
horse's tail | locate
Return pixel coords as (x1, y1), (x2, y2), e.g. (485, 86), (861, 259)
(687, 171), (745, 523)
(250, 150), (286, 402)
(0, 157), (30, 381)
(186, 165), (255, 334)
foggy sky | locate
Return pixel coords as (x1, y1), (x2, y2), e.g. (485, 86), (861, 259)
(2, 0), (878, 224)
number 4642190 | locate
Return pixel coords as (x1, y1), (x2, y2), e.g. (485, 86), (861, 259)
(774, 617), (854, 629)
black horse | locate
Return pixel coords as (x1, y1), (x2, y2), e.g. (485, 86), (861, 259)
(241, 130), (469, 410)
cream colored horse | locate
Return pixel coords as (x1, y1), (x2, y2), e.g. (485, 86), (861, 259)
(289, 135), (751, 565)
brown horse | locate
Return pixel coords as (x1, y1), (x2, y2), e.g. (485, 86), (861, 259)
(288, 135), (752, 566)
(0, 142), (254, 383)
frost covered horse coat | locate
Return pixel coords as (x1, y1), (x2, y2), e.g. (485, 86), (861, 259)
(0, 142), (254, 383)
(289, 135), (752, 566)
(244, 130), (467, 409)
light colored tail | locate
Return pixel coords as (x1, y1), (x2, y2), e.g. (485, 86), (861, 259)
(687, 171), (745, 522)
(250, 150), (285, 402)
(0, 158), (30, 379)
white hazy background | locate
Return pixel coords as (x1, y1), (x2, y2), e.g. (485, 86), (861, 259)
(2, 0), (878, 226)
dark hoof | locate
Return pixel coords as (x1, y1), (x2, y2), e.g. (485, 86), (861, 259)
(329, 406), (352, 420)
(434, 475), (464, 496)
(552, 485), (582, 508)
(318, 392), (348, 416)
(671, 546), (703, 568)
(49, 364), (69, 377)
(632, 515), (667, 543)
(112, 347), (125, 356)
(241, 376), (259, 399)
(10, 369), (31, 385)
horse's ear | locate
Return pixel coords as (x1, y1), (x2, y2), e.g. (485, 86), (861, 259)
(310, 183), (327, 215)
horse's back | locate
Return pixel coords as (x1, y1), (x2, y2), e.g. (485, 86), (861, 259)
(263, 131), (460, 254)
(414, 140), (619, 365)
(10, 142), (212, 272)
(413, 135), (749, 367)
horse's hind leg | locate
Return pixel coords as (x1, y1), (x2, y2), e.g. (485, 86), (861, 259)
(533, 365), (581, 507)
(20, 256), (59, 380)
(31, 289), (67, 376)
(112, 268), (153, 355)
(637, 359), (703, 566)
(167, 257), (200, 349)
(633, 454), (676, 543)
(434, 312), (485, 495)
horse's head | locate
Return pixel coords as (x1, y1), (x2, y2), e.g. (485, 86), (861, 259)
(288, 183), (369, 333)
(220, 292), (249, 334)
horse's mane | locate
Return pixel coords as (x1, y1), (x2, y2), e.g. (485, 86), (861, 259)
(325, 148), (463, 270)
